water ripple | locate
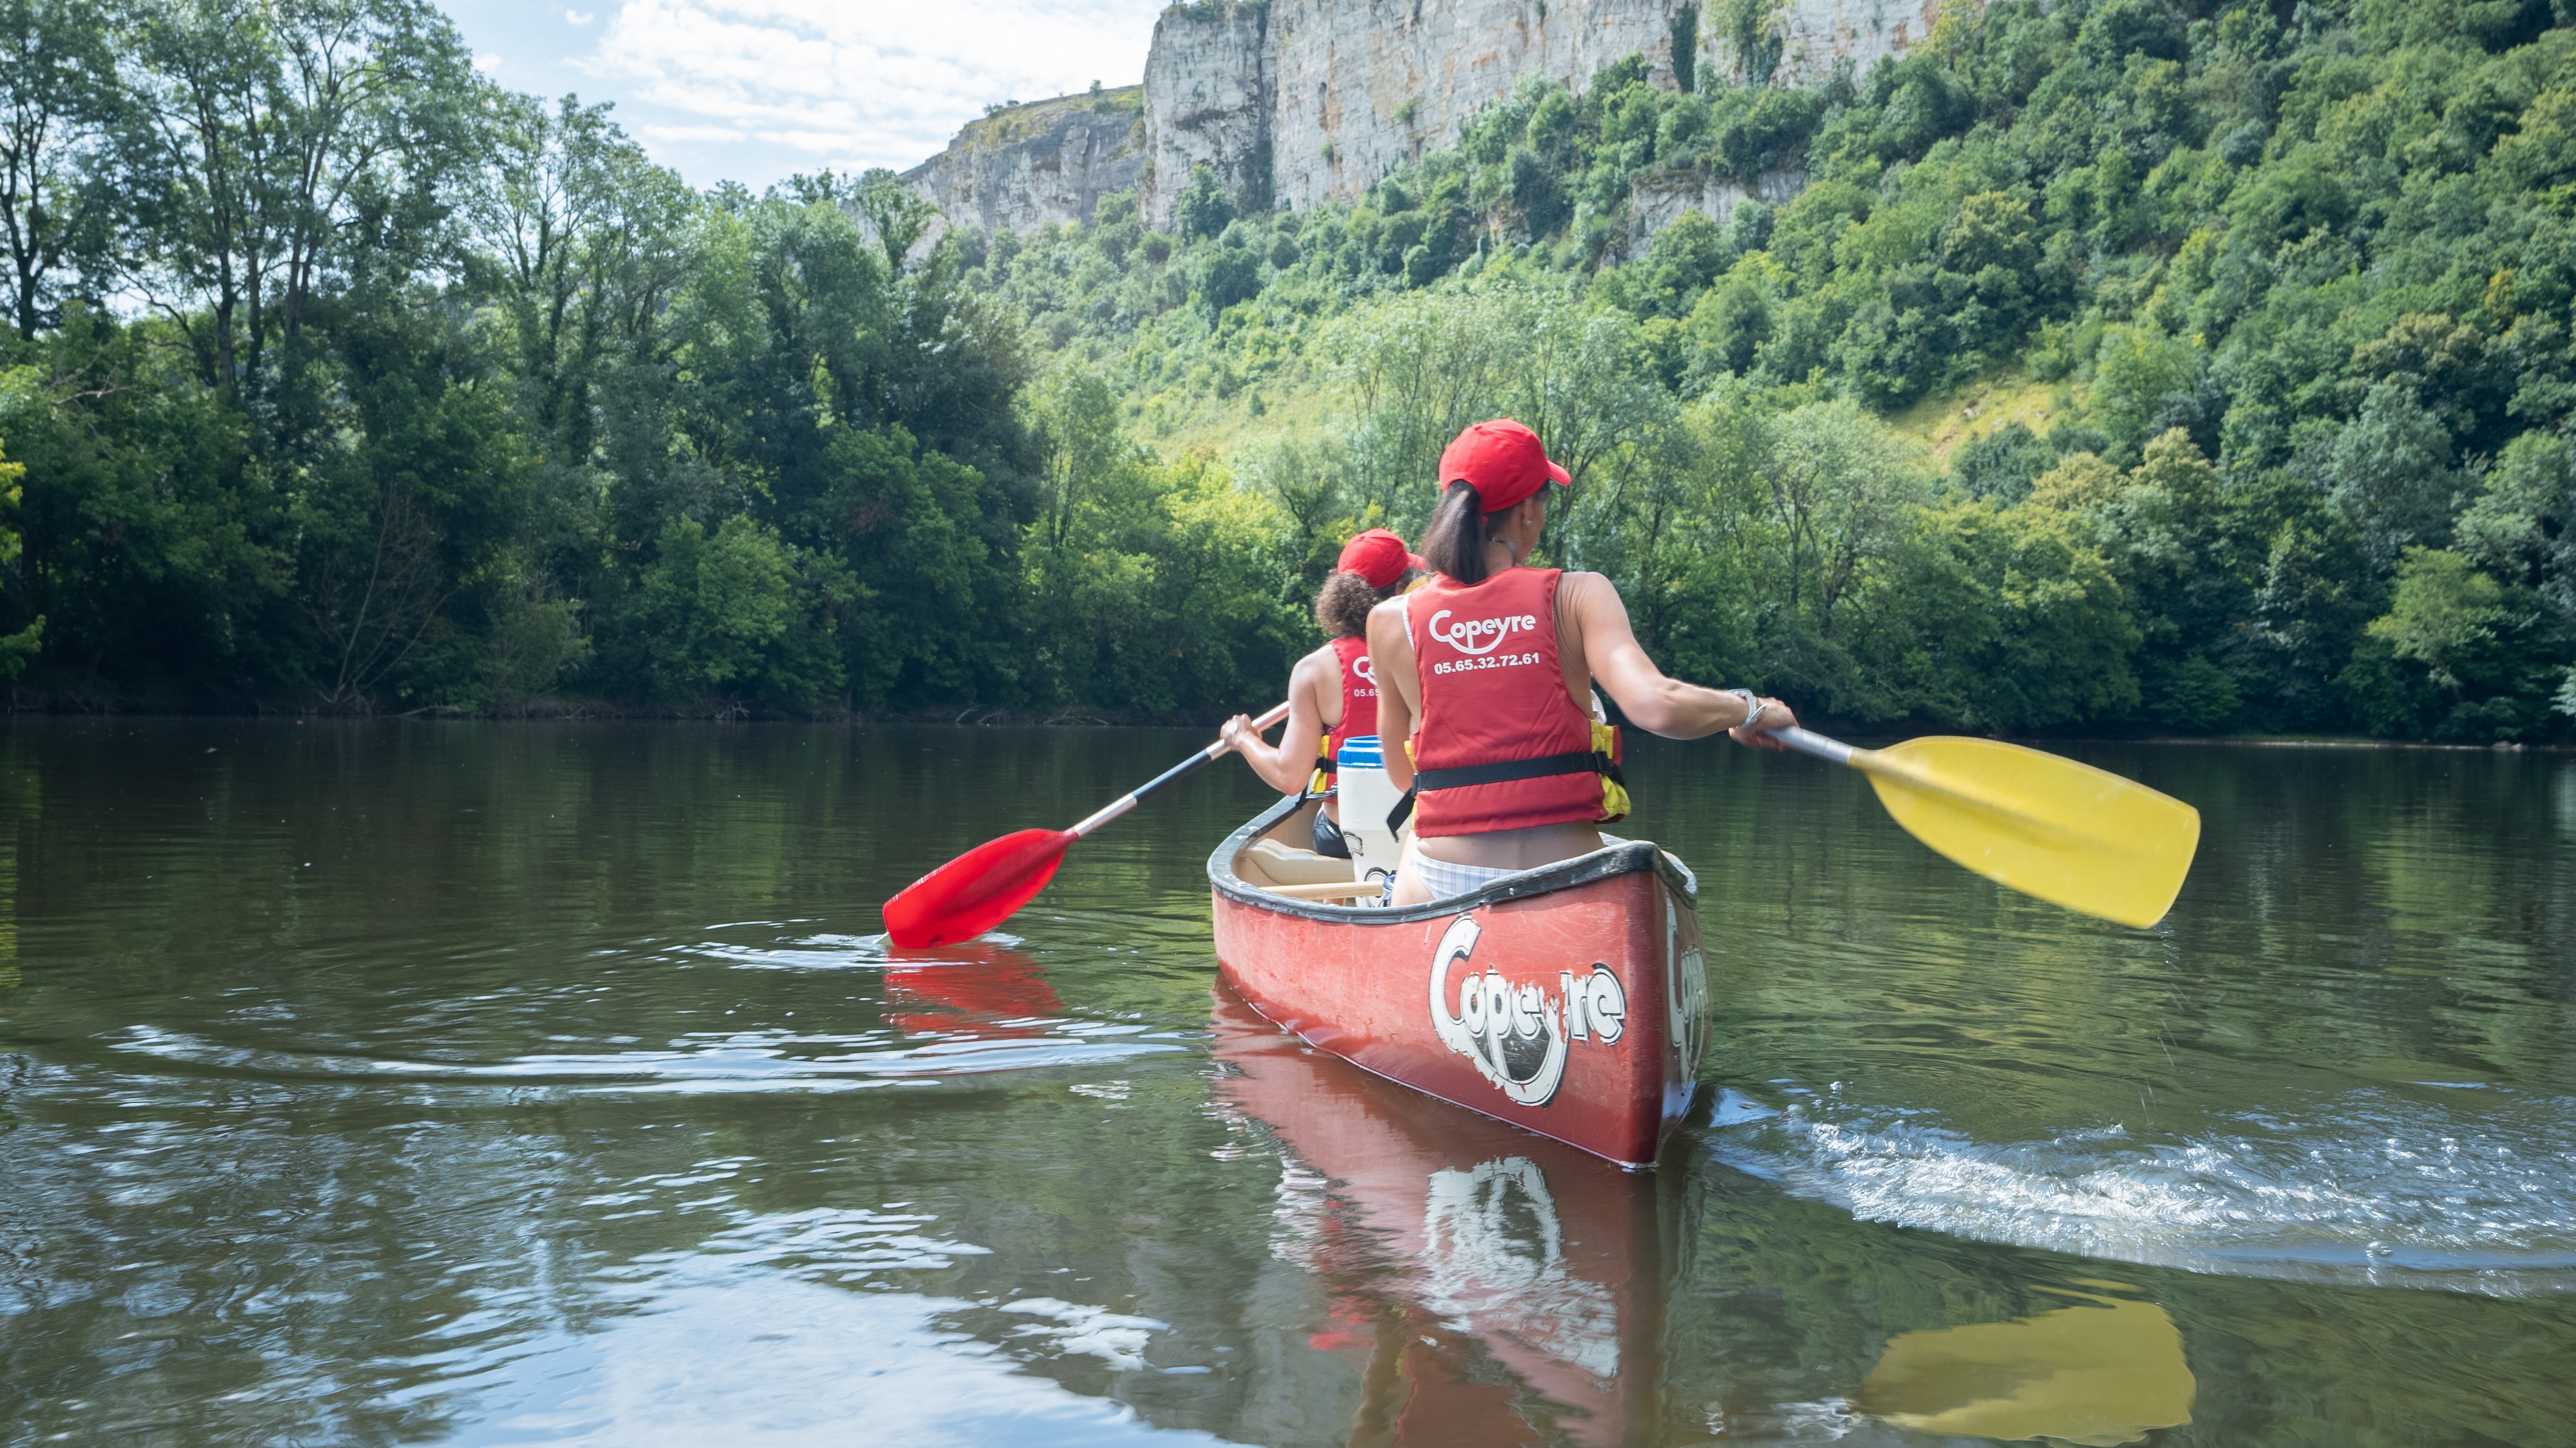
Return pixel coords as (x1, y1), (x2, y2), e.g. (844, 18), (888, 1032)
(1708, 1085), (2576, 1295)
(106, 1023), (1184, 1091)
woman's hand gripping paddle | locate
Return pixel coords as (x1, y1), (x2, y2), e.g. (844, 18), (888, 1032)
(1771, 727), (2201, 929)
(882, 702), (1292, 949)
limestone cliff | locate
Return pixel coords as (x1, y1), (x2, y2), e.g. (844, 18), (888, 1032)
(1721, 0), (1948, 88)
(899, 88), (1146, 233)
(1140, 4), (1271, 230)
(1626, 165), (1808, 250)
(1268, 0), (1684, 217)
(908, 0), (1945, 239)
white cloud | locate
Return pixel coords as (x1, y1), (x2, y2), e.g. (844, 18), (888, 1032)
(566, 8), (596, 24)
(474, 52), (505, 73)
(637, 123), (750, 144)
(580, 0), (1164, 174)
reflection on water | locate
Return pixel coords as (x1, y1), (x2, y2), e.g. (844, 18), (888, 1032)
(1858, 1286), (2194, 1446)
(1212, 983), (1668, 1444)
(886, 944), (1067, 1038)
(1, 720), (2573, 1444)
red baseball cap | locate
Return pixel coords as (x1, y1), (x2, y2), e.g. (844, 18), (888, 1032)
(1336, 528), (1414, 589)
(1437, 419), (1569, 514)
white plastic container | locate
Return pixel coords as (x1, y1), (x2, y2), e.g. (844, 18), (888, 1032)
(1333, 734), (1411, 900)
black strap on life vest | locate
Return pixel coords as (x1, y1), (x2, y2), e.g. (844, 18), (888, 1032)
(1398, 745), (1628, 833)
(1412, 750), (1601, 792)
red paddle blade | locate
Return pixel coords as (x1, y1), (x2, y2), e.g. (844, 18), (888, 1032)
(882, 828), (1076, 949)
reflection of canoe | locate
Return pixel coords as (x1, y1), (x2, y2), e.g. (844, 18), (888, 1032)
(1210, 981), (1679, 1446)
(1209, 796), (1708, 1169)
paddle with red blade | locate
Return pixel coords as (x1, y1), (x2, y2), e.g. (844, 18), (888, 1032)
(882, 702), (1292, 949)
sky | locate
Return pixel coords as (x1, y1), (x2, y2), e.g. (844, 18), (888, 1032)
(439, 0), (1168, 193)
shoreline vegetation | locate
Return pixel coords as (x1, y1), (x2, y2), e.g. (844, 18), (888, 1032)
(0, 0), (2571, 743)
(9, 697), (2564, 753)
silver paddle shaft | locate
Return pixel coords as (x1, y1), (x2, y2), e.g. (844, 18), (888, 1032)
(1770, 725), (1855, 765)
(1068, 700), (1293, 837)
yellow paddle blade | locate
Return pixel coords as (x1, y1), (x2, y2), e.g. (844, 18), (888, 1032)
(1855, 736), (2200, 929)
(1859, 1289), (2196, 1446)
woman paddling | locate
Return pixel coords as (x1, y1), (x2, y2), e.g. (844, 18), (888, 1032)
(1219, 528), (1422, 858)
(1371, 419), (1798, 906)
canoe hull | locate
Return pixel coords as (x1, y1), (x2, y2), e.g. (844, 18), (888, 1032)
(1209, 799), (1706, 1169)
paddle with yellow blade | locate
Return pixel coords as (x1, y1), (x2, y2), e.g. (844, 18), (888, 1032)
(1771, 726), (2200, 928)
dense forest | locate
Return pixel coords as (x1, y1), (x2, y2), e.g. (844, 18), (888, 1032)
(3, 0), (2573, 738)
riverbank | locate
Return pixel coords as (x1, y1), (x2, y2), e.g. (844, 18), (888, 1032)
(10, 688), (2571, 750)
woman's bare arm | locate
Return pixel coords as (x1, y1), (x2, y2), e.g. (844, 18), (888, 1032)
(1365, 597), (1420, 790)
(1561, 572), (1795, 744)
(1221, 647), (1332, 793)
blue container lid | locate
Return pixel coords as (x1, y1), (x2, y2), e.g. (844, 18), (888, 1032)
(1337, 734), (1383, 769)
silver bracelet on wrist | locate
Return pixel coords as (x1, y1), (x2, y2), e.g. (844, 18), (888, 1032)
(1727, 688), (1766, 729)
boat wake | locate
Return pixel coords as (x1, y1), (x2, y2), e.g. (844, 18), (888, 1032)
(108, 1022), (1181, 1092)
(1707, 1085), (2576, 1296)
(677, 930), (889, 970)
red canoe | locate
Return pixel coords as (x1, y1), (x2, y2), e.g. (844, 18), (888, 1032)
(1208, 796), (1709, 1169)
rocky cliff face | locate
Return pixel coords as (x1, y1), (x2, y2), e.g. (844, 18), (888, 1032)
(900, 89), (1146, 233)
(909, 0), (1945, 239)
(1723, 0), (1948, 88)
(1627, 165), (1807, 250)
(1140, 4), (1271, 230)
(1268, 0), (1682, 217)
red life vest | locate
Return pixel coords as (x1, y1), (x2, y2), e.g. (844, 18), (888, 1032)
(1327, 635), (1377, 760)
(1403, 567), (1621, 836)
(1310, 635), (1378, 796)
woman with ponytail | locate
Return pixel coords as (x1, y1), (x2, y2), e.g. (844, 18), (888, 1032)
(1219, 529), (1420, 858)
(1368, 420), (1800, 906)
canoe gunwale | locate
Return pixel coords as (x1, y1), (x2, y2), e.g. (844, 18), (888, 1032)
(1207, 793), (1698, 922)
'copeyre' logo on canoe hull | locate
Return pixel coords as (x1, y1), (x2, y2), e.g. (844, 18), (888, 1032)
(1427, 914), (1626, 1107)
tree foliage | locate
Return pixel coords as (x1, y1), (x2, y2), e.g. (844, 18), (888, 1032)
(947, 0), (2576, 739)
(2, 0), (2572, 737)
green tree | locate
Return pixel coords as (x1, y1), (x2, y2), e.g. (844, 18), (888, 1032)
(2368, 547), (2503, 693)
(0, 431), (41, 674)
(115, 0), (478, 405)
(1865, 497), (2141, 731)
(465, 92), (694, 468)
(0, 0), (118, 339)
(1176, 163), (1236, 242)
(634, 513), (795, 699)
(2028, 430), (2242, 729)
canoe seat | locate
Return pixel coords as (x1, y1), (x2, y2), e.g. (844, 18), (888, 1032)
(1241, 838), (1355, 887)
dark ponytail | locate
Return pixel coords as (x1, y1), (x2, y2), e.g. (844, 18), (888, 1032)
(1419, 480), (1494, 585)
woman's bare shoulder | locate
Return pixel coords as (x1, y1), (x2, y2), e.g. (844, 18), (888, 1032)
(1557, 570), (1630, 615)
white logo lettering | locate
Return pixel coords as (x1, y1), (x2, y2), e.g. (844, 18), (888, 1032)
(1561, 965), (1626, 1043)
(1427, 609), (1541, 658)
(1427, 915), (1625, 1108)
(1420, 1157), (1620, 1378)
(1665, 897), (1706, 1074)
(1352, 654), (1374, 681)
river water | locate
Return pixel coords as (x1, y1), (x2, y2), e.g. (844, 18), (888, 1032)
(1, 720), (2571, 1446)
